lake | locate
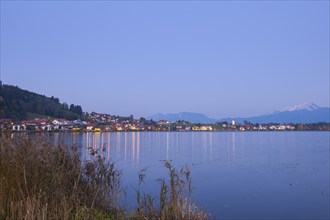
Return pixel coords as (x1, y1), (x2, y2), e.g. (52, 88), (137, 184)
(17, 131), (330, 219)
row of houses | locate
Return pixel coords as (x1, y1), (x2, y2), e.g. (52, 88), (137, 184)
(1, 118), (158, 132)
(0, 118), (101, 132)
(238, 124), (295, 131)
(1, 117), (297, 132)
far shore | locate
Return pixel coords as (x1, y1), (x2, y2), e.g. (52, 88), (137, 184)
(2, 129), (329, 134)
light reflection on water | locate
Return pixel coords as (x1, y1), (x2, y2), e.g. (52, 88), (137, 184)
(6, 131), (330, 219)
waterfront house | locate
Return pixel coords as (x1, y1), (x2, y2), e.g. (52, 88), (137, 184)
(288, 125), (295, 130)
(192, 126), (201, 131)
(86, 126), (94, 132)
(20, 119), (51, 131)
(278, 125), (286, 130)
(41, 124), (52, 131)
(200, 126), (213, 131)
(73, 119), (83, 125)
(52, 119), (70, 130)
(129, 124), (137, 130)
(115, 124), (123, 131)
(12, 124), (26, 131)
(93, 127), (101, 132)
(0, 119), (12, 131)
(269, 125), (277, 130)
(176, 126), (183, 130)
(52, 119), (70, 126)
(71, 127), (81, 132)
(185, 126), (192, 131)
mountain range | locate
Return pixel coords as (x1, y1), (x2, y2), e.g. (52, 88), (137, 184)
(148, 103), (330, 124)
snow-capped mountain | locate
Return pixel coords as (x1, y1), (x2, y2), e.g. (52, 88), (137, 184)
(225, 103), (329, 124)
(282, 103), (320, 112)
(148, 103), (329, 124)
(262, 103), (321, 116)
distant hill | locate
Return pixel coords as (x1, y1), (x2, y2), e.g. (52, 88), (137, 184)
(225, 103), (330, 124)
(148, 112), (216, 123)
(148, 103), (330, 124)
(0, 84), (83, 121)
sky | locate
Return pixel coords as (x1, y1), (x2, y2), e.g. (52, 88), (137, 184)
(1, 1), (329, 119)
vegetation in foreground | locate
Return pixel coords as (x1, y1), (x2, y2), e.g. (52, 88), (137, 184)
(0, 136), (209, 220)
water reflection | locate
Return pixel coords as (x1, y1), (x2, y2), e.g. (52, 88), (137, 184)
(232, 132), (236, 162)
(107, 133), (110, 159)
(136, 132), (140, 165)
(166, 132), (169, 160)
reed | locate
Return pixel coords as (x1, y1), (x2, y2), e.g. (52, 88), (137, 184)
(133, 161), (209, 220)
(0, 136), (209, 220)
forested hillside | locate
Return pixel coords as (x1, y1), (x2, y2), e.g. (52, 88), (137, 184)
(0, 84), (83, 121)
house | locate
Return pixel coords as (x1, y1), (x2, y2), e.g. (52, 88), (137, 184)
(192, 126), (201, 131)
(278, 125), (286, 130)
(34, 119), (50, 125)
(52, 119), (70, 126)
(129, 124), (137, 130)
(115, 124), (123, 131)
(73, 119), (83, 125)
(287, 125), (295, 130)
(157, 120), (170, 125)
(269, 125), (277, 130)
(52, 119), (71, 130)
(20, 119), (51, 131)
(12, 124), (26, 131)
(0, 119), (12, 131)
(71, 127), (81, 132)
(201, 126), (213, 131)
(136, 124), (145, 131)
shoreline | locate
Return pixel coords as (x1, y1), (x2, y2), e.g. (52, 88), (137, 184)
(2, 129), (329, 134)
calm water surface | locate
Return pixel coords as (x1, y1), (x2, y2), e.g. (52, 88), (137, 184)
(23, 132), (330, 219)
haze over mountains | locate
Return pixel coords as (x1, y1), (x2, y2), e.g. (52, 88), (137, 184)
(148, 103), (330, 124)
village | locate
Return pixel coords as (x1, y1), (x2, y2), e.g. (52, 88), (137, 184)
(0, 112), (304, 132)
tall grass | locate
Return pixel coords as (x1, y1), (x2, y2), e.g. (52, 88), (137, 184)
(0, 136), (209, 220)
(133, 162), (209, 220)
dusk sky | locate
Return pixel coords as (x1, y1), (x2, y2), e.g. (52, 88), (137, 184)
(1, 1), (329, 119)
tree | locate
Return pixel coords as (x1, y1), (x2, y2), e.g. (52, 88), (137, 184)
(74, 105), (83, 116)
(62, 103), (69, 110)
(69, 104), (75, 112)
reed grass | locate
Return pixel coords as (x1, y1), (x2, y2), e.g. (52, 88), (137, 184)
(0, 136), (209, 220)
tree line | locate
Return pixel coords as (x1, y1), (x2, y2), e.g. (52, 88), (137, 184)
(0, 84), (83, 121)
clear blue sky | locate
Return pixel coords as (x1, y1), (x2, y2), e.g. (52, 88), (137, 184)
(1, 1), (329, 118)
